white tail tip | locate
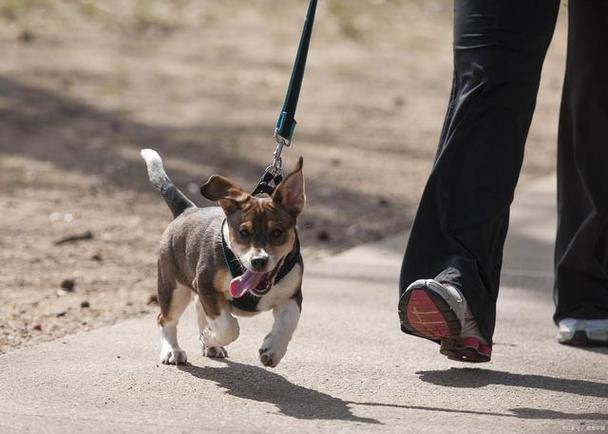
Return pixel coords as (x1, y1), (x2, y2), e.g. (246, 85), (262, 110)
(140, 148), (161, 163)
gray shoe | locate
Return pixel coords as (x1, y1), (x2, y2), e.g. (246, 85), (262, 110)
(558, 318), (608, 346)
(398, 279), (492, 362)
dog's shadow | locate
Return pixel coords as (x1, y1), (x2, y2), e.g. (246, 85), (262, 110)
(178, 362), (608, 423)
(178, 359), (380, 424)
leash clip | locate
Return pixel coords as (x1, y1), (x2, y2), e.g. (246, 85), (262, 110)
(271, 135), (289, 174)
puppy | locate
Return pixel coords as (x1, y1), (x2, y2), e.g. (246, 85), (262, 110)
(140, 149), (304, 368)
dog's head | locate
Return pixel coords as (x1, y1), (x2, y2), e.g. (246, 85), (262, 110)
(200, 157), (305, 274)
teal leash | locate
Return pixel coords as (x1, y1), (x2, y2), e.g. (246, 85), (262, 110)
(252, 0), (318, 196)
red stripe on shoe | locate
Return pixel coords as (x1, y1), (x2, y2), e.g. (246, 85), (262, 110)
(406, 289), (452, 339)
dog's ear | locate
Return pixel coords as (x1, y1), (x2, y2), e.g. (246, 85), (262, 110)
(200, 175), (249, 213)
(273, 157), (305, 216)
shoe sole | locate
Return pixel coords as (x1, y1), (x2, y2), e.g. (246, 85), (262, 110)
(399, 286), (461, 340)
(399, 281), (492, 363)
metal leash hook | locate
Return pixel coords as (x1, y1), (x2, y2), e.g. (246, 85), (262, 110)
(272, 134), (290, 171)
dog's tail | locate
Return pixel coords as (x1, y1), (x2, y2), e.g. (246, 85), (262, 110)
(140, 149), (195, 218)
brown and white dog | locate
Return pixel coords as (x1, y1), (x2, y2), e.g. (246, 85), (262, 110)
(140, 149), (304, 368)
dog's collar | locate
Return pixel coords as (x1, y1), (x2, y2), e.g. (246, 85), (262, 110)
(220, 220), (300, 291)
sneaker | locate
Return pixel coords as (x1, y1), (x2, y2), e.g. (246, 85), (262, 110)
(398, 279), (492, 363)
(558, 318), (608, 346)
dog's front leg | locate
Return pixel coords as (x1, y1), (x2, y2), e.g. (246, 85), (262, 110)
(259, 298), (301, 367)
(195, 295), (229, 359)
(198, 290), (240, 350)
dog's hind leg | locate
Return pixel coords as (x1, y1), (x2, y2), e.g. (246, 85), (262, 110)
(157, 264), (191, 365)
(259, 298), (301, 368)
(194, 295), (228, 359)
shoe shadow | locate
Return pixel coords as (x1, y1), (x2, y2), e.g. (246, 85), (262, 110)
(414, 368), (608, 421)
(178, 360), (381, 424)
(417, 367), (608, 399)
(509, 408), (608, 420)
(349, 401), (608, 421)
(561, 344), (608, 355)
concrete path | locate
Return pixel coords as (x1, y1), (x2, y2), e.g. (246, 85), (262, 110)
(1, 176), (607, 433)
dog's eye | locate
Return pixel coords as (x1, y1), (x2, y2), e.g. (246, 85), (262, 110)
(239, 228), (250, 239)
(271, 229), (283, 239)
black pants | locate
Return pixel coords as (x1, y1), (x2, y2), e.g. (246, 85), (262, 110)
(399, 0), (608, 344)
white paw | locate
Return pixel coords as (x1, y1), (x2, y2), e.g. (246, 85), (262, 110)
(160, 346), (188, 365)
(199, 333), (228, 358)
(202, 324), (239, 347)
(203, 345), (228, 359)
(258, 337), (288, 368)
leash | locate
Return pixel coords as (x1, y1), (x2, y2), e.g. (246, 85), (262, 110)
(252, 0), (318, 196)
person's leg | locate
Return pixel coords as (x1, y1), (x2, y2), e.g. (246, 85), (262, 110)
(554, 0), (608, 343)
(399, 0), (560, 347)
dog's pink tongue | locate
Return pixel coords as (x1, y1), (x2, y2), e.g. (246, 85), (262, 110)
(229, 270), (265, 298)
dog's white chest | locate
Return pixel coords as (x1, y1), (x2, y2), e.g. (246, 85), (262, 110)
(257, 263), (302, 311)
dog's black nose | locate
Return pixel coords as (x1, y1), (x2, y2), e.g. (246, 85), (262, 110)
(251, 256), (269, 271)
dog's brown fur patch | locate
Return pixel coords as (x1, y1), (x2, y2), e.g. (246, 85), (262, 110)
(213, 268), (229, 294)
(199, 288), (228, 319)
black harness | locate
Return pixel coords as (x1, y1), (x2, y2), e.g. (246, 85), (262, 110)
(221, 221), (302, 312)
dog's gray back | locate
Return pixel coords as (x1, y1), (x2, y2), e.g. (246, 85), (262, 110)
(140, 149), (228, 304)
(159, 206), (225, 290)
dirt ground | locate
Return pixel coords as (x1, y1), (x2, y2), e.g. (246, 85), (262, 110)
(0, 0), (568, 354)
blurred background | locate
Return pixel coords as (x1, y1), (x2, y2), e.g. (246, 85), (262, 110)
(0, 0), (566, 353)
